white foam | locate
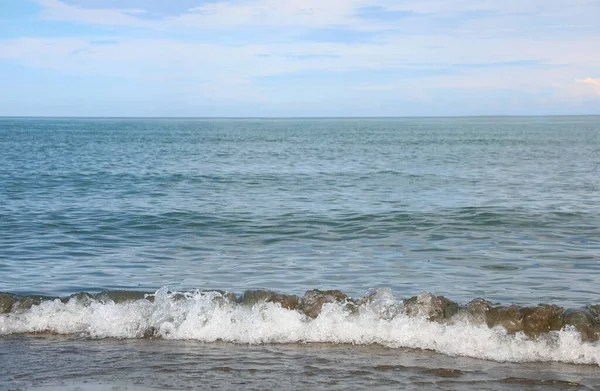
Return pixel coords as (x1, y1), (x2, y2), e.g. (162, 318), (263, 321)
(1, 288), (599, 365)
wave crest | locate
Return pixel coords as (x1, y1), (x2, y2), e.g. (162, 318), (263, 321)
(1, 287), (599, 365)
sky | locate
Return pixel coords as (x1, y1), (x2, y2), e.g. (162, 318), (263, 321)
(1, 0), (599, 117)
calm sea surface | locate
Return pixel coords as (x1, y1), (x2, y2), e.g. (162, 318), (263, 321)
(1, 117), (599, 390)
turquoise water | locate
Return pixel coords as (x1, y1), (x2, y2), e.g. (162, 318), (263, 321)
(1, 117), (599, 390)
(1, 117), (598, 304)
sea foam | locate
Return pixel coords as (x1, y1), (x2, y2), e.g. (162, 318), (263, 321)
(1, 287), (599, 366)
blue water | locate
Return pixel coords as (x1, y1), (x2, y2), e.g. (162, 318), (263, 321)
(2, 117), (600, 390)
(1, 116), (599, 305)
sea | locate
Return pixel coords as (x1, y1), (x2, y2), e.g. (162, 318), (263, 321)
(0, 116), (599, 390)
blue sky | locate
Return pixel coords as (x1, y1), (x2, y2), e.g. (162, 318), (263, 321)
(1, 0), (599, 116)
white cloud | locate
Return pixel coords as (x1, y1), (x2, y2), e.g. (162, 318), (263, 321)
(37, 0), (600, 35)
(377, 0), (595, 16)
(183, 0), (364, 28)
(2, 32), (599, 88)
(37, 0), (372, 30)
(576, 77), (600, 94)
(37, 0), (149, 27)
(2, 0), (597, 114)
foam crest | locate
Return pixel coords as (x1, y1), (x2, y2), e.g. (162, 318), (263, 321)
(1, 288), (599, 366)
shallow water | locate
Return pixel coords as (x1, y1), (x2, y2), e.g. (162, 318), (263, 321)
(1, 117), (599, 389)
(4, 336), (600, 391)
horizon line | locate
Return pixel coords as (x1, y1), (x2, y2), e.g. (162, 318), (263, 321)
(1, 114), (600, 120)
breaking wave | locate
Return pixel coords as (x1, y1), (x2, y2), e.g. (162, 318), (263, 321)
(1, 288), (599, 366)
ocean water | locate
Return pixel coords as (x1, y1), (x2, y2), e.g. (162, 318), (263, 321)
(1, 117), (599, 390)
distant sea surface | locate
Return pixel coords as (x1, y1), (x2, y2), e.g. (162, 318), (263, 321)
(1, 117), (599, 390)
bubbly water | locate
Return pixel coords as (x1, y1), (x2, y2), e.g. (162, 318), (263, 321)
(1, 117), (599, 390)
